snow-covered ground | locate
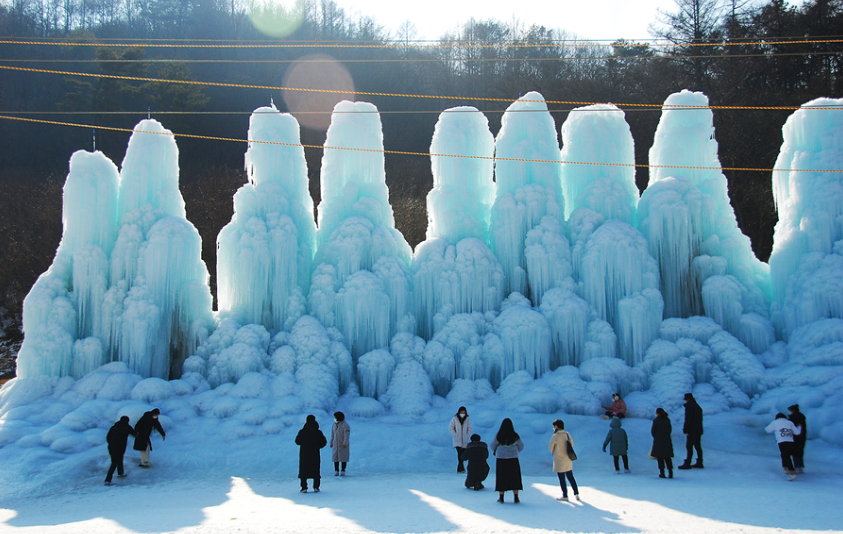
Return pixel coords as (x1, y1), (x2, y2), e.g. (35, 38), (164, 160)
(1, 408), (840, 534)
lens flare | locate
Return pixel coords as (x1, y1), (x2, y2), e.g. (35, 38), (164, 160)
(248, 0), (305, 38)
(282, 54), (355, 132)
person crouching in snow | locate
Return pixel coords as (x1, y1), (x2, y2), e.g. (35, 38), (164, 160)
(133, 408), (165, 468)
(601, 393), (627, 419)
(765, 413), (802, 481)
(296, 415), (327, 492)
(105, 416), (136, 485)
(602, 416), (629, 474)
(461, 434), (490, 490)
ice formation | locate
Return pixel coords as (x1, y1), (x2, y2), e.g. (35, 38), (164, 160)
(18, 120), (213, 381)
(412, 106), (504, 337)
(217, 105), (316, 333)
(7, 92), (843, 450)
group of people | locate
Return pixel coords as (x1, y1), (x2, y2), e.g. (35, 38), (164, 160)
(449, 407), (579, 503)
(103, 394), (808, 491)
(104, 408), (166, 486)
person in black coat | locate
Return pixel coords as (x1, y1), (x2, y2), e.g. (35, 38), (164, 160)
(461, 434), (490, 490)
(104, 416), (136, 485)
(133, 408), (166, 468)
(295, 415), (327, 493)
(651, 407), (674, 479)
(788, 404), (807, 473)
(678, 393), (704, 469)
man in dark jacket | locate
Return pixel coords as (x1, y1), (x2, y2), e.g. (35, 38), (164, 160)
(134, 408), (166, 468)
(105, 416), (137, 485)
(678, 393), (704, 469)
(295, 415), (327, 493)
(461, 434), (490, 490)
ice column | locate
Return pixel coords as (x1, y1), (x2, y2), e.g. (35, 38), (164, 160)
(101, 119), (213, 379)
(310, 101), (413, 362)
(490, 91), (568, 302)
(17, 151), (119, 378)
(580, 219), (662, 365)
(560, 104), (639, 225)
(217, 106), (316, 332)
(769, 98), (843, 337)
(413, 106), (504, 337)
(640, 91), (771, 349)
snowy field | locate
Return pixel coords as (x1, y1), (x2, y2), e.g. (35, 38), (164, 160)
(0, 409), (841, 534)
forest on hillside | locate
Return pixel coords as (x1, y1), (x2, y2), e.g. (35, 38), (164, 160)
(0, 0), (841, 378)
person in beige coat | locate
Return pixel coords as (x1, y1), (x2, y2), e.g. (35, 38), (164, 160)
(330, 411), (350, 476)
(549, 419), (579, 502)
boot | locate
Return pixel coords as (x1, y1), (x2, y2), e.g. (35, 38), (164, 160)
(677, 460), (693, 470)
(659, 470), (666, 478)
(497, 494), (505, 503)
(668, 469), (674, 479)
(692, 460), (704, 469)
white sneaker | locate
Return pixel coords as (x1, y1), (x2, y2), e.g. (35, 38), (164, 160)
(788, 474), (797, 481)
(557, 496), (569, 502)
(575, 495), (581, 501)
(340, 471), (346, 477)
(796, 468), (804, 474)
(615, 471), (621, 474)
(624, 469), (631, 474)
(335, 471), (339, 476)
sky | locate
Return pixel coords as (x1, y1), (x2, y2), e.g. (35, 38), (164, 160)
(332, 0), (695, 42)
(330, 0), (801, 42)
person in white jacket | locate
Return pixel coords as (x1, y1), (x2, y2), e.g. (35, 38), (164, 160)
(765, 412), (802, 481)
(449, 406), (472, 473)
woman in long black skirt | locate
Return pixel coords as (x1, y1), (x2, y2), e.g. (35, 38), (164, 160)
(490, 418), (524, 503)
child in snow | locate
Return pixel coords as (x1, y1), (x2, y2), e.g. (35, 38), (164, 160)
(461, 433), (490, 490)
(602, 416), (629, 474)
(601, 393), (627, 419)
(296, 414), (327, 492)
(765, 412), (802, 481)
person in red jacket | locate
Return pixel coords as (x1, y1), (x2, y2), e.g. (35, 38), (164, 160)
(601, 393), (627, 419)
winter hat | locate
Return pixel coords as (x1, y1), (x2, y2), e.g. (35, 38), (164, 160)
(151, 408), (161, 415)
(684, 393), (694, 401)
(470, 434), (481, 442)
(306, 414), (316, 423)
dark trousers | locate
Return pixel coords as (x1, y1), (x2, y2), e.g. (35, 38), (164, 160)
(685, 433), (702, 462)
(778, 442), (795, 471)
(557, 471), (578, 497)
(613, 455), (629, 471)
(334, 461), (347, 472)
(300, 477), (320, 490)
(604, 411), (625, 419)
(792, 437), (805, 469)
(455, 447), (466, 470)
(657, 457), (673, 473)
(105, 448), (125, 483)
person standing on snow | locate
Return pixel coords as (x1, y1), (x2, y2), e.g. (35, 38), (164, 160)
(651, 408), (674, 479)
(600, 393), (627, 419)
(766, 412), (802, 481)
(330, 411), (350, 476)
(549, 419), (580, 502)
(490, 418), (524, 503)
(461, 433), (490, 490)
(133, 408), (166, 468)
(602, 416), (630, 474)
(296, 414), (327, 492)
(104, 416), (136, 485)
(787, 404), (807, 473)
(449, 406), (472, 473)
(678, 393), (703, 469)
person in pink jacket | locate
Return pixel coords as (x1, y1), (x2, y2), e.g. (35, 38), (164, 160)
(601, 393), (627, 419)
